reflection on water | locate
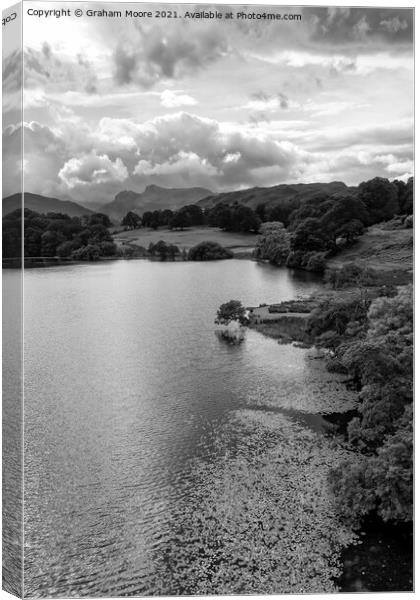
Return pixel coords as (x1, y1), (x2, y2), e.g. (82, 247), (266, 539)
(21, 260), (352, 597)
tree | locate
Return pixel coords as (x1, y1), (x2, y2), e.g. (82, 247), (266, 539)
(121, 211), (141, 229)
(142, 211), (153, 228)
(267, 199), (300, 227)
(24, 227), (42, 257)
(188, 241), (233, 261)
(170, 210), (191, 230)
(88, 224), (113, 244)
(215, 300), (247, 325)
(40, 230), (65, 257)
(290, 217), (334, 253)
(254, 222), (290, 266)
(232, 205), (261, 233)
(167, 244), (180, 260)
(305, 252), (327, 273)
(400, 177), (413, 215)
(150, 211), (161, 230)
(321, 195), (369, 231)
(335, 219), (364, 244)
(71, 244), (101, 261)
(99, 241), (118, 256)
(358, 177), (399, 224)
(255, 203), (266, 222)
(88, 213), (112, 228)
(56, 240), (78, 258)
(329, 285), (413, 523)
(161, 209), (174, 227)
(152, 240), (169, 260)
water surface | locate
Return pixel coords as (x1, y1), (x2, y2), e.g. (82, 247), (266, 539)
(22, 260), (354, 596)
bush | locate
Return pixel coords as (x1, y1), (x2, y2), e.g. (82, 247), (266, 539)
(56, 240), (79, 258)
(188, 241), (233, 261)
(306, 296), (369, 348)
(324, 263), (376, 289)
(99, 241), (118, 256)
(254, 222), (290, 266)
(286, 250), (305, 268)
(304, 252), (327, 273)
(71, 244), (100, 261)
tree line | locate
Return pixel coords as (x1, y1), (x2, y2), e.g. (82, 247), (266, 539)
(3, 209), (117, 260)
(147, 240), (233, 261)
(254, 177), (413, 272)
(122, 201), (260, 233)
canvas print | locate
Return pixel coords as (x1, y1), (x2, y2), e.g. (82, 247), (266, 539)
(2, 2), (414, 597)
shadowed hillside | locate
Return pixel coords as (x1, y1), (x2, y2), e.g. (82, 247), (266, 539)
(198, 181), (356, 211)
(3, 193), (93, 218)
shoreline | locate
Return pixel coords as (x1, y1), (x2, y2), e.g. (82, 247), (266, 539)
(3, 251), (255, 269)
(245, 273), (413, 592)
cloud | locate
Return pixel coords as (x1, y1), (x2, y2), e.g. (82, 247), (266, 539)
(160, 90), (197, 108)
(250, 49), (411, 76)
(113, 22), (228, 87)
(2, 50), (22, 95)
(245, 91), (289, 112)
(23, 46), (98, 94)
(306, 7), (413, 45)
(134, 151), (218, 183)
(59, 152), (128, 188)
(6, 105), (413, 204)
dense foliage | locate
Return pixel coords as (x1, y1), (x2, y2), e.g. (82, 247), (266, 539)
(215, 300), (247, 325)
(205, 202), (261, 233)
(324, 263), (376, 289)
(148, 240), (180, 260)
(253, 222), (290, 266)
(121, 211), (142, 229)
(307, 285), (413, 524)
(3, 209), (117, 260)
(188, 241), (233, 261)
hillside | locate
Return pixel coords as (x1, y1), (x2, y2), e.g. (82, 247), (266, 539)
(3, 193), (93, 218)
(103, 185), (212, 221)
(328, 224), (413, 278)
(198, 181), (356, 210)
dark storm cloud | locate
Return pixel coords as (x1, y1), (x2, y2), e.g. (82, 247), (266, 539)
(113, 24), (228, 87)
(305, 7), (413, 46)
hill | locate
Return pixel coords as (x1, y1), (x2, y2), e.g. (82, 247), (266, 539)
(3, 193), (94, 218)
(103, 185), (213, 221)
(327, 223), (413, 281)
(198, 181), (356, 210)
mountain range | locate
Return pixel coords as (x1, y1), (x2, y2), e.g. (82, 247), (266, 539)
(3, 182), (356, 223)
(102, 185), (213, 221)
(3, 193), (94, 218)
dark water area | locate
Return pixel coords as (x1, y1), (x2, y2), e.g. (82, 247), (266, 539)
(337, 514), (413, 592)
(2, 259), (410, 596)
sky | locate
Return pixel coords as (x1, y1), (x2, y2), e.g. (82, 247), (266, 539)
(2, 2), (414, 206)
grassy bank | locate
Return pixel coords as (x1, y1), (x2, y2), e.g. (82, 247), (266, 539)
(113, 226), (257, 256)
(327, 224), (413, 278)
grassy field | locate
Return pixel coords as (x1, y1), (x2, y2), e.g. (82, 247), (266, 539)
(328, 225), (413, 272)
(112, 226), (258, 255)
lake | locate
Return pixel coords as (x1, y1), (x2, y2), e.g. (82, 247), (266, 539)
(11, 260), (357, 596)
